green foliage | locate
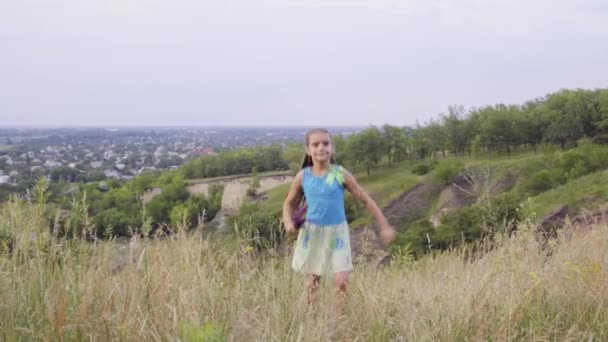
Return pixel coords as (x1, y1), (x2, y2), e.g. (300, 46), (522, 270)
(94, 207), (140, 237)
(0, 229), (13, 254)
(382, 124), (409, 165)
(527, 169), (608, 219)
(345, 194), (364, 223)
(283, 143), (305, 172)
(186, 194), (220, 226)
(411, 164), (431, 175)
(247, 173), (261, 197)
(0, 182), (52, 256)
(392, 193), (522, 257)
(389, 219), (434, 257)
(133, 171), (159, 195)
(246, 187), (257, 197)
(230, 203), (282, 251)
(180, 144), (289, 179)
(521, 170), (555, 195)
(434, 159), (464, 185)
(519, 143), (608, 196)
(179, 321), (226, 342)
(169, 204), (190, 232)
(346, 127), (385, 175)
(433, 206), (484, 249)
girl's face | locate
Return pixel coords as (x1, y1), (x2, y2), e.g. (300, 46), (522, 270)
(306, 132), (333, 164)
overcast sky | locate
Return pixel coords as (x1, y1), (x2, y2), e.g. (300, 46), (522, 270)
(1, 0), (607, 127)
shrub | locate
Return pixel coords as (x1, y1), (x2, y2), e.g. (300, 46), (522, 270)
(389, 219), (434, 257)
(521, 169), (555, 195)
(345, 195), (364, 223)
(230, 203), (283, 251)
(411, 164), (431, 175)
(434, 159), (464, 185)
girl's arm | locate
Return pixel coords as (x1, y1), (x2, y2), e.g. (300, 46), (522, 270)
(282, 170), (304, 234)
(343, 169), (396, 244)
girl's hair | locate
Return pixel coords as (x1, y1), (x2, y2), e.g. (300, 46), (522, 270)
(292, 128), (336, 206)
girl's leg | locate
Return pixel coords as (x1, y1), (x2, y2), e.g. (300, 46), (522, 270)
(306, 274), (321, 305)
(334, 271), (350, 294)
(334, 271), (350, 314)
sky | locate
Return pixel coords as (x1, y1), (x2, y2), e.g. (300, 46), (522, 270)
(1, 0), (607, 127)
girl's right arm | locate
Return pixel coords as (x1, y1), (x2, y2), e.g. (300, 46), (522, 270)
(282, 170), (304, 235)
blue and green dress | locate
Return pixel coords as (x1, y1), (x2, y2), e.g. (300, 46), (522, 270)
(292, 165), (353, 275)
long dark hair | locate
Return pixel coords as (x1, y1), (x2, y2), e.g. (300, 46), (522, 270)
(292, 128), (336, 207)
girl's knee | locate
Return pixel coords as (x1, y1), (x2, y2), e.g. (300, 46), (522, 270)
(334, 272), (350, 292)
(307, 274), (321, 289)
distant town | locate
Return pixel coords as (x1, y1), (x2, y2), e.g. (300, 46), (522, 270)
(0, 126), (363, 186)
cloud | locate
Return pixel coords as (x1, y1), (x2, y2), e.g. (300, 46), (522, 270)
(0, 0), (607, 126)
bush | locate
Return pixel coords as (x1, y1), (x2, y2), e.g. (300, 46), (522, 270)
(169, 204), (190, 232)
(433, 206), (485, 250)
(485, 192), (522, 233)
(389, 219), (434, 257)
(521, 169), (555, 195)
(246, 187), (257, 197)
(345, 195), (364, 223)
(230, 203), (283, 251)
(411, 164), (431, 175)
(434, 159), (464, 185)
(94, 207), (140, 237)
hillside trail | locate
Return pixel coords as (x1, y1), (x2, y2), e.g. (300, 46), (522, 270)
(350, 178), (444, 265)
(350, 173), (479, 266)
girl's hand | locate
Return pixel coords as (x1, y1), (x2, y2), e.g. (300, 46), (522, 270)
(379, 224), (396, 245)
(285, 222), (297, 236)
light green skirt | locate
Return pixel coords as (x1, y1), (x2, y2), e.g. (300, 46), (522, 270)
(291, 221), (353, 275)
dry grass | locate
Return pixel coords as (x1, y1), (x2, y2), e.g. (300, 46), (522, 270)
(1, 197), (608, 341)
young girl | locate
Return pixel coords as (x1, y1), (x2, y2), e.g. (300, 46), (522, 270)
(282, 128), (396, 304)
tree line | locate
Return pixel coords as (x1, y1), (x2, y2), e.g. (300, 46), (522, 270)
(6, 87), (607, 240)
(181, 88), (608, 178)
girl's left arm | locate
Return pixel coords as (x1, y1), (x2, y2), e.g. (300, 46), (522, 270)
(343, 168), (395, 244)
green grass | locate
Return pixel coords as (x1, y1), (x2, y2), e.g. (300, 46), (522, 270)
(347, 166), (423, 227)
(526, 169), (608, 219)
(249, 147), (608, 233)
(260, 183), (291, 215)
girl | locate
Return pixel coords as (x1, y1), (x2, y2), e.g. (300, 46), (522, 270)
(282, 128), (396, 304)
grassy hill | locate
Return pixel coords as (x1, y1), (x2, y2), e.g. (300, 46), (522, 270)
(3, 146), (608, 339)
(258, 147), (608, 230)
(526, 169), (608, 220)
(242, 145), (608, 259)
(2, 196), (607, 340)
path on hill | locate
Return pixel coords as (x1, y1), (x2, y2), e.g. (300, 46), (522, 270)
(350, 178), (444, 264)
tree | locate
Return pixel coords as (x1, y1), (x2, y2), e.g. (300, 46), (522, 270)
(382, 124), (406, 165)
(332, 134), (348, 166)
(346, 127), (384, 176)
(283, 143), (304, 172)
(478, 105), (518, 154)
(442, 105), (471, 156)
(543, 90), (585, 149)
(422, 120), (447, 158)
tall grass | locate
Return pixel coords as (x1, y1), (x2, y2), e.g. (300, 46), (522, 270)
(1, 196), (608, 341)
